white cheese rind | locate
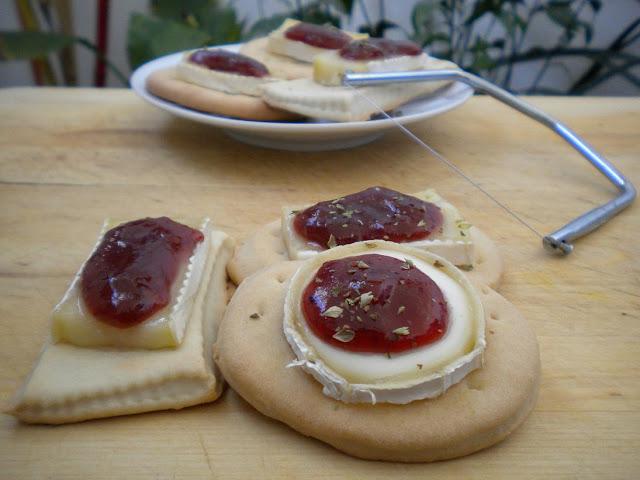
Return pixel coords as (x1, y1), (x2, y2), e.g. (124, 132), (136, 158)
(283, 241), (485, 404)
(303, 252), (472, 382)
(51, 218), (212, 349)
(267, 18), (367, 63)
(314, 49), (429, 86)
(176, 54), (276, 96)
(281, 188), (474, 267)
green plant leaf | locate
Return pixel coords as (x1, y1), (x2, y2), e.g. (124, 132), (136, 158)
(0, 31), (75, 60)
(127, 13), (210, 70)
(151, 0), (217, 23)
(326, 0), (355, 14)
(470, 50), (495, 71)
(246, 14), (289, 39)
(411, 0), (439, 46)
(297, 3), (341, 27)
(545, 1), (577, 32)
(469, 37), (495, 71)
(583, 22), (593, 44)
(411, 1), (432, 33)
(491, 38), (505, 48)
(587, 0), (601, 13)
(0, 31), (128, 85)
(196, 6), (243, 44)
(358, 20), (399, 38)
(498, 10), (526, 35)
(465, 0), (503, 26)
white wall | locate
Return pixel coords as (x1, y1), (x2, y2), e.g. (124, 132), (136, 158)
(1, 0), (638, 95)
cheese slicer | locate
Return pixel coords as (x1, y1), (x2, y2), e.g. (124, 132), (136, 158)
(344, 69), (636, 256)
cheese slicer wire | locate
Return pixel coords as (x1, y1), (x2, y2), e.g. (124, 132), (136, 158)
(344, 69), (636, 256)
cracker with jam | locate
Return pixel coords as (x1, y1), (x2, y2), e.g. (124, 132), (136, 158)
(229, 186), (503, 288)
(10, 217), (234, 424)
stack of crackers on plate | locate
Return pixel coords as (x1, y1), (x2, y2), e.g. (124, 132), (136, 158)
(146, 19), (458, 122)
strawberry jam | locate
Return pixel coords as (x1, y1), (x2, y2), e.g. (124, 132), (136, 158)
(284, 22), (351, 49)
(81, 217), (204, 329)
(302, 254), (448, 353)
(293, 186), (443, 248)
(339, 39), (422, 60)
(189, 49), (269, 77)
(339, 40), (385, 60)
(372, 38), (422, 57)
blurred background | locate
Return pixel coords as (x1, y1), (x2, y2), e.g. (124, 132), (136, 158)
(1, 0), (638, 95)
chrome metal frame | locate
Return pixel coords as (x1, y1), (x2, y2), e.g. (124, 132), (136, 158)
(344, 70), (636, 255)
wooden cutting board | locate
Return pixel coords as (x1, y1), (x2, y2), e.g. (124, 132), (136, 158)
(0, 88), (638, 479)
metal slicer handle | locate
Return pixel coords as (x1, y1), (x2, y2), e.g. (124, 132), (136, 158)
(344, 70), (636, 256)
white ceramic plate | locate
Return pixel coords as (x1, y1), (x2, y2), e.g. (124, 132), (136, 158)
(130, 43), (474, 151)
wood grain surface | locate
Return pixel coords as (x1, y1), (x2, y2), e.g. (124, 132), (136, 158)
(0, 88), (638, 479)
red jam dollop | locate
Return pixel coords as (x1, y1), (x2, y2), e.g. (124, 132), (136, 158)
(189, 49), (269, 78)
(372, 38), (422, 57)
(339, 38), (422, 60)
(81, 217), (204, 329)
(293, 186), (443, 248)
(284, 22), (351, 49)
(339, 40), (385, 60)
(302, 254), (448, 353)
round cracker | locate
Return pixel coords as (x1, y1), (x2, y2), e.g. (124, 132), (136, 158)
(227, 220), (503, 288)
(216, 261), (539, 462)
(145, 68), (300, 121)
(239, 37), (312, 80)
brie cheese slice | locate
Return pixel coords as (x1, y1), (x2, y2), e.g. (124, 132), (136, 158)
(282, 189), (474, 268)
(51, 218), (211, 349)
(176, 53), (277, 97)
(283, 241), (485, 404)
(267, 18), (367, 63)
(314, 49), (430, 86)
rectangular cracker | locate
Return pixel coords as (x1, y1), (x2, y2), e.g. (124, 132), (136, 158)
(262, 58), (457, 122)
(9, 227), (234, 424)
